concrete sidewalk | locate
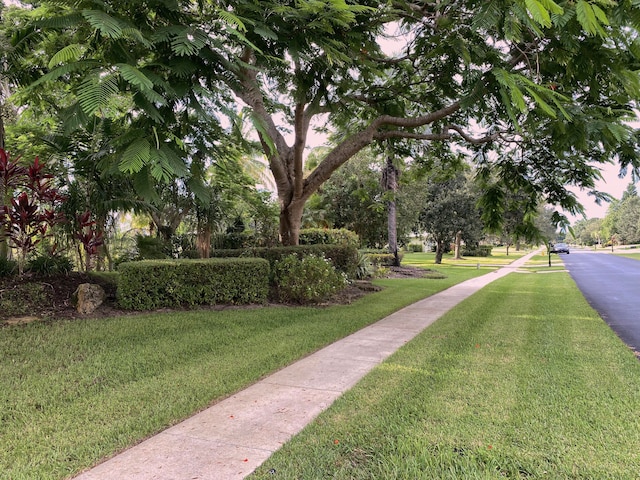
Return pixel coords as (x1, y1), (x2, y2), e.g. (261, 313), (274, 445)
(74, 251), (537, 480)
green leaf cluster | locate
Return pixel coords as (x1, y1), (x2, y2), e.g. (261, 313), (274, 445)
(117, 258), (270, 310)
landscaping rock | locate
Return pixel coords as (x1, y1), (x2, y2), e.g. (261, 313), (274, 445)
(73, 283), (106, 315)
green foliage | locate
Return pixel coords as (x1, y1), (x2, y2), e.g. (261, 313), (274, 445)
(212, 231), (257, 250)
(461, 245), (493, 257)
(0, 257), (17, 277)
(210, 244), (359, 279)
(27, 253), (73, 275)
(354, 250), (374, 280)
(407, 243), (424, 253)
(273, 254), (347, 304)
(117, 258), (269, 310)
(298, 228), (360, 248)
(135, 235), (170, 260)
(367, 252), (404, 267)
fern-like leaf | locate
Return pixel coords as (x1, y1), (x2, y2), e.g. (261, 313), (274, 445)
(525, 0), (553, 28)
(576, 0), (607, 36)
(524, 86), (557, 118)
(116, 64), (154, 90)
(77, 74), (119, 116)
(81, 10), (124, 39)
(131, 93), (164, 124)
(30, 60), (100, 87)
(120, 138), (151, 174)
(35, 13), (84, 29)
(216, 9), (247, 32)
(170, 27), (208, 56)
(48, 44), (84, 69)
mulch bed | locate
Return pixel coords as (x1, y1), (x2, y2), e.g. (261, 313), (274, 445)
(0, 266), (429, 324)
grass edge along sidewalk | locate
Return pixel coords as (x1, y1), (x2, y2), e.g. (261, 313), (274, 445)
(250, 271), (640, 480)
(70, 252), (535, 479)
(1, 263), (491, 480)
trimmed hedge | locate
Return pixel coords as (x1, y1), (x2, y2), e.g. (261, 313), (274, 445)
(117, 258), (269, 310)
(367, 252), (404, 267)
(298, 228), (360, 248)
(360, 249), (404, 267)
(210, 244), (359, 279)
(462, 245), (493, 257)
(407, 243), (424, 253)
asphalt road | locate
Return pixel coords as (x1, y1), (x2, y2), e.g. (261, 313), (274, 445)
(562, 248), (640, 353)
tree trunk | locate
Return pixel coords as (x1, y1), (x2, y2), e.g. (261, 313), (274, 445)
(506, 243), (510, 256)
(196, 223), (212, 258)
(279, 200), (306, 246)
(454, 230), (463, 259)
(435, 240), (444, 264)
(384, 155), (400, 267)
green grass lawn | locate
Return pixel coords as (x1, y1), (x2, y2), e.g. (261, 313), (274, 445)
(249, 271), (640, 480)
(403, 247), (528, 267)
(615, 251), (640, 261)
(0, 264), (487, 480)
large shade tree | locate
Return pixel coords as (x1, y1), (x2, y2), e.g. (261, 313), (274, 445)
(8, 0), (640, 245)
(417, 172), (484, 264)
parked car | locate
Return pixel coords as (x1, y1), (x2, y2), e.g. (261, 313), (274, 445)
(550, 242), (570, 254)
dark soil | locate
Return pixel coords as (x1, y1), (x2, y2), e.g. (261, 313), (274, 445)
(0, 272), (120, 323)
(0, 266), (429, 324)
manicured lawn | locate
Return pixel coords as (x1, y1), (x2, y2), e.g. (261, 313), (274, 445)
(403, 247), (528, 267)
(520, 253), (567, 271)
(615, 251), (640, 261)
(0, 265), (487, 480)
(250, 272), (640, 479)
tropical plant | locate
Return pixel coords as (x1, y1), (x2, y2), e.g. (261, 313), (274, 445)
(0, 151), (66, 274)
(74, 210), (104, 272)
(273, 254), (347, 304)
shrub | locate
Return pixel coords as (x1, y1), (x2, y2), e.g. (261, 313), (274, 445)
(117, 258), (269, 310)
(28, 254), (73, 275)
(210, 244), (359, 279)
(461, 245), (493, 257)
(212, 231), (256, 250)
(273, 254), (347, 304)
(298, 228), (360, 248)
(407, 243), (423, 253)
(367, 251), (404, 267)
(135, 235), (170, 259)
(354, 251), (374, 280)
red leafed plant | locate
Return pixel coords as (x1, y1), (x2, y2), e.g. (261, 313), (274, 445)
(74, 210), (104, 272)
(0, 150), (66, 275)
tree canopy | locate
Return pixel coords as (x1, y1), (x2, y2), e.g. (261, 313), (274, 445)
(6, 0), (640, 245)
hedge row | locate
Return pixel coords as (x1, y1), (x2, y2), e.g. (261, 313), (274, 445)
(209, 244), (359, 279)
(366, 252), (404, 267)
(461, 245), (493, 257)
(298, 228), (360, 248)
(212, 228), (360, 250)
(117, 258), (270, 310)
